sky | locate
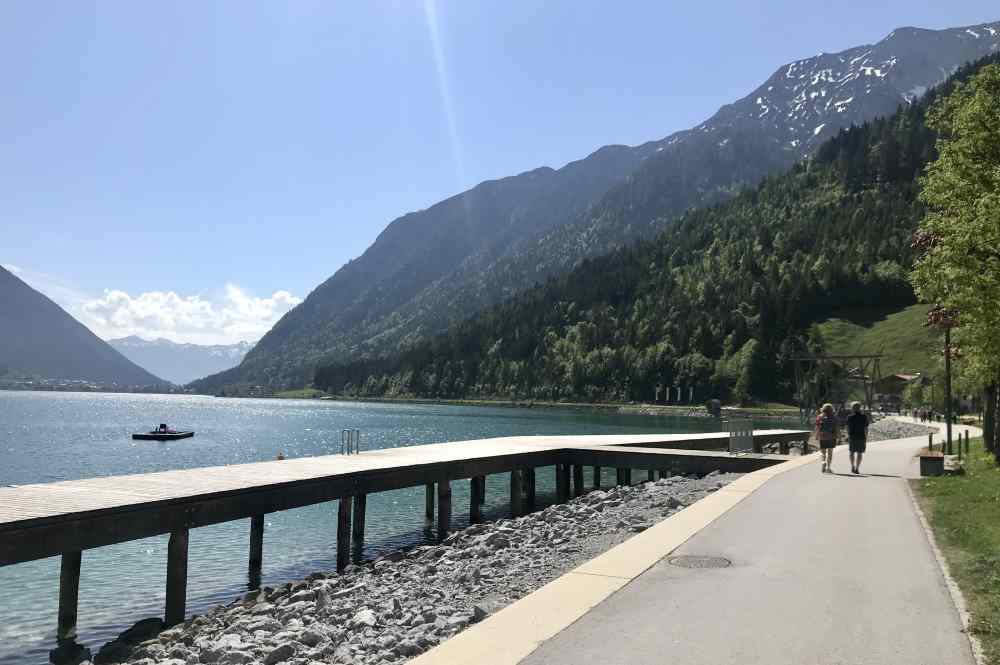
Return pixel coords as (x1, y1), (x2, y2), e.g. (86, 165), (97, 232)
(2, 1), (997, 344)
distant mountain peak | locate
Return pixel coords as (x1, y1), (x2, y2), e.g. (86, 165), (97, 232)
(706, 19), (1000, 154)
(108, 337), (253, 385)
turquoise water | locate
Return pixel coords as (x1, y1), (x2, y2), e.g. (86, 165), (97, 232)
(0, 391), (793, 663)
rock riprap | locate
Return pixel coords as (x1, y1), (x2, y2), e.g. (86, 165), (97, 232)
(866, 418), (936, 442)
(109, 472), (738, 665)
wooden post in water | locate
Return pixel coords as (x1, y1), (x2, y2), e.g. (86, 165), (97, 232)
(573, 465), (584, 497)
(424, 483), (435, 522)
(165, 528), (189, 627)
(470, 476), (484, 523)
(593, 466), (602, 489)
(510, 469), (524, 517)
(658, 470), (667, 480)
(248, 515), (264, 589)
(337, 496), (352, 573)
(647, 470), (655, 482)
(479, 475), (487, 504)
(57, 551), (82, 639)
(556, 464), (570, 503)
(524, 468), (536, 512)
(616, 468), (629, 486)
(351, 494), (367, 563)
(437, 479), (452, 541)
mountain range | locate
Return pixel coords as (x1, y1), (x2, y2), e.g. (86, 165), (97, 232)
(192, 20), (1000, 393)
(311, 51), (1000, 403)
(108, 336), (252, 386)
(0, 265), (166, 387)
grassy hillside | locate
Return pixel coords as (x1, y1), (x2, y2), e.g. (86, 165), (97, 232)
(817, 304), (941, 378)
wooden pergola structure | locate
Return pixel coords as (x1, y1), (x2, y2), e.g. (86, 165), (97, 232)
(792, 354), (883, 420)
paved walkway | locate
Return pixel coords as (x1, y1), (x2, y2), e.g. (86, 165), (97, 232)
(523, 419), (978, 665)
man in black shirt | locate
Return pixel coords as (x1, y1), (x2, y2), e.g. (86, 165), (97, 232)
(847, 401), (869, 474)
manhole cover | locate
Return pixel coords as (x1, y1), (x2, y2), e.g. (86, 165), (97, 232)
(667, 555), (732, 569)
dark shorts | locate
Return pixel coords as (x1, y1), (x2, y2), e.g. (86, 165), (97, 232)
(849, 437), (866, 453)
(820, 439), (836, 450)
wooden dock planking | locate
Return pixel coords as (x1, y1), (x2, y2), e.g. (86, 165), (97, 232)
(0, 428), (808, 632)
(0, 430), (806, 541)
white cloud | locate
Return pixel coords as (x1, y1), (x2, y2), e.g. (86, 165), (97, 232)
(79, 285), (302, 345)
(6, 264), (300, 345)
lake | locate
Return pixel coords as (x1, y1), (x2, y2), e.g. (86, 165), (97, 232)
(0, 391), (795, 664)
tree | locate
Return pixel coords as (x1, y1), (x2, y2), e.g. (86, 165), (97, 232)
(911, 64), (1000, 452)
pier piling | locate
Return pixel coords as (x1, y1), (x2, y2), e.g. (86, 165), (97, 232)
(510, 469), (524, 517)
(437, 479), (452, 541)
(572, 465), (584, 497)
(248, 515), (264, 589)
(351, 494), (367, 563)
(165, 529), (188, 627)
(647, 469), (655, 482)
(57, 551), (81, 639)
(556, 464), (570, 503)
(616, 468), (629, 486)
(337, 497), (352, 572)
(424, 483), (435, 522)
(524, 468), (536, 512)
(593, 466), (601, 489)
(470, 476), (484, 523)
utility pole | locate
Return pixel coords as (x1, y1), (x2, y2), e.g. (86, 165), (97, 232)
(944, 326), (953, 455)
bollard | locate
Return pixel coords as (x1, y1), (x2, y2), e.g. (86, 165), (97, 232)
(928, 433), (934, 452)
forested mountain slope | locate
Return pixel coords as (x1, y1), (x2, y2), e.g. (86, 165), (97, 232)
(195, 20), (1000, 393)
(313, 54), (1000, 404)
(0, 266), (166, 387)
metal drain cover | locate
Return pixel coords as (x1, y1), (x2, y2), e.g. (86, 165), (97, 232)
(667, 555), (732, 569)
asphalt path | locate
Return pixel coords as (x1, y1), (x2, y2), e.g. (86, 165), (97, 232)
(523, 420), (978, 665)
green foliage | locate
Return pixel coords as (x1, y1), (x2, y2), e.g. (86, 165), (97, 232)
(316, 55), (1000, 405)
(816, 304), (940, 378)
(901, 381), (926, 409)
(918, 439), (1000, 663)
(911, 64), (1000, 386)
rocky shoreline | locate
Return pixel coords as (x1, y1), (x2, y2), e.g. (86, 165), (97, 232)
(866, 418), (937, 442)
(98, 472), (739, 665)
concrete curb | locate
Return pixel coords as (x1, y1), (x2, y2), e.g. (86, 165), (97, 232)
(408, 450), (819, 665)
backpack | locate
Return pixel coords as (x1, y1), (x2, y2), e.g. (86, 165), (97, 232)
(817, 414), (836, 440)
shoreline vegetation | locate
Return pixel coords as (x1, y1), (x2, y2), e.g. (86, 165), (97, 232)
(267, 390), (803, 420)
(916, 437), (1000, 665)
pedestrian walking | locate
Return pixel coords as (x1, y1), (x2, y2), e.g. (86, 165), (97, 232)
(847, 401), (869, 475)
(815, 403), (839, 473)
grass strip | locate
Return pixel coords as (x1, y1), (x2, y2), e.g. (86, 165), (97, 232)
(917, 437), (1000, 664)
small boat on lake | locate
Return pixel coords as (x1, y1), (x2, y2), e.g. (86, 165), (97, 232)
(132, 424), (195, 441)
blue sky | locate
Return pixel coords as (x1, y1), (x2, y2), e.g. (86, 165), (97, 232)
(2, 1), (997, 343)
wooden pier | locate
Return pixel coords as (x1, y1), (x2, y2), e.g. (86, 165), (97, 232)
(0, 429), (807, 640)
